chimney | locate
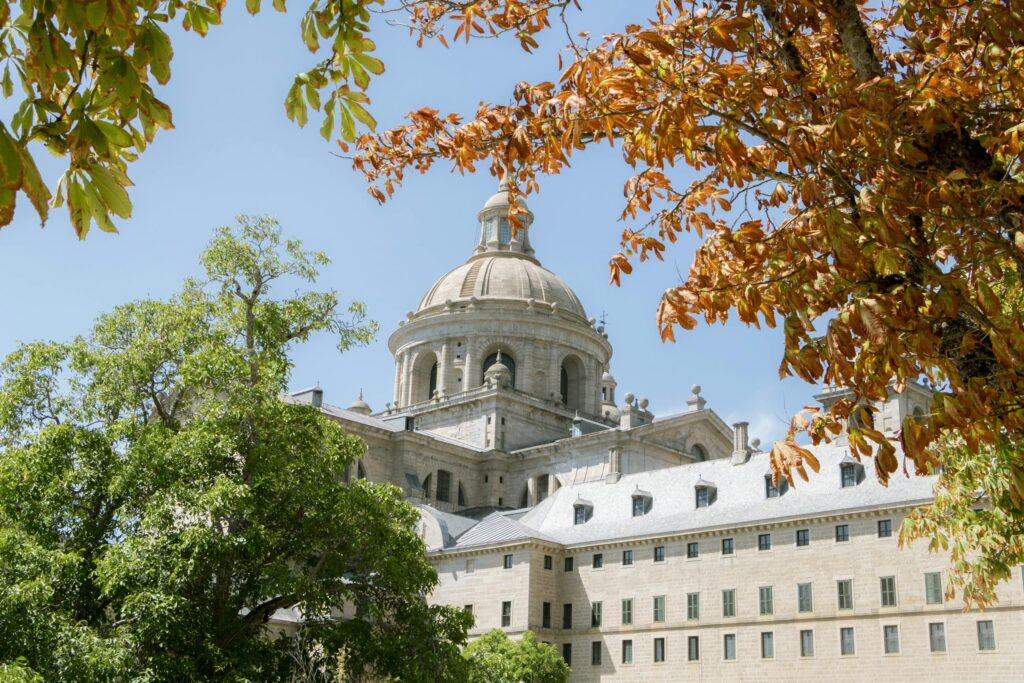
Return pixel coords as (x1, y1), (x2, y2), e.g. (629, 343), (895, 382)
(291, 386), (323, 408)
(606, 446), (622, 484)
(731, 421), (751, 465)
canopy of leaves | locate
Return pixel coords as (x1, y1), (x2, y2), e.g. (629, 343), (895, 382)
(344, 0), (1024, 605)
(463, 629), (569, 683)
(0, 216), (471, 681)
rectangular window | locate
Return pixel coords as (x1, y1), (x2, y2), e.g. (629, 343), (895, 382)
(543, 554), (553, 570)
(835, 524), (850, 542)
(761, 632), (774, 659)
(687, 542), (699, 559)
(925, 572), (943, 604)
(542, 602), (551, 629)
(688, 635), (700, 661)
(503, 554), (513, 569)
(562, 603), (573, 629)
(841, 463), (858, 488)
(654, 638), (666, 663)
(696, 487), (709, 508)
(687, 592), (700, 620)
(436, 470), (451, 502)
(622, 549), (633, 566)
(878, 519), (893, 538)
(880, 576), (897, 607)
(622, 639), (633, 664)
(722, 537), (734, 555)
(840, 627), (856, 655)
(766, 477), (781, 498)
(977, 620), (996, 651)
(562, 643), (572, 666)
(501, 601), (512, 627)
(929, 623), (946, 653)
(464, 604), (473, 616)
(621, 598), (633, 625)
(759, 586), (773, 615)
(798, 583), (813, 613)
(796, 528), (810, 547)
(883, 625), (900, 654)
(723, 633), (736, 661)
(591, 601), (602, 627)
(593, 553), (603, 569)
(837, 579), (853, 610)
(654, 546), (665, 562)
(574, 506), (587, 525)
(800, 629), (814, 657)
(591, 641), (602, 666)
(758, 533), (772, 551)
(722, 589), (736, 618)
(653, 595), (666, 623)
(632, 497), (645, 517)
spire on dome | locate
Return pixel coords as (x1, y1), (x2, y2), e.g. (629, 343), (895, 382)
(347, 389), (372, 415)
(474, 177), (537, 261)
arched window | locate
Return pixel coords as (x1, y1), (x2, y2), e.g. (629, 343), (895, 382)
(428, 362), (438, 399)
(357, 461), (366, 479)
(482, 352), (516, 388)
(691, 444), (708, 461)
(536, 474), (550, 502)
(560, 355), (585, 409)
(498, 217), (511, 245)
(519, 486), (529, 508)
(457, 483), (466, 507)
(436, 470), (452, 502)
(422, 473), (432, 499)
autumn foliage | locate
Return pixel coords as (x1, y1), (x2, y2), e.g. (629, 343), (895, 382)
(352, 0), (1024, 495)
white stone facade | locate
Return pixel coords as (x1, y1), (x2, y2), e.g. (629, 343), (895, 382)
(289, 184), (1023, 679)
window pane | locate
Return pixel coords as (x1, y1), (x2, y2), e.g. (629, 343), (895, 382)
(801, 629), (814, 657)
(502, 601), (512, 627)
(759, 533), (772, 551)
(544, 555), (552, 570)
(798, 583), (813, 613)
(591, 641), (602, 666)
(796, 528), (810, 546)
(878, 519), (893, 537)
(503, 554), (513, 569)
(622, 550), (633, 566)
(722, 538), (734, 555)
(688, 636), (700, 661)
(761, 632), (774, 658)
(925, 572), (943, 604)
(654, 546), (665, 562)
(929, 623), (946, 652)
(622, 640), (633, 664)
(562, 644), (571, 666)
(591, 602), (602, 627)
(724, 634), (736, 660)
(622, 598), (633, 625)
(687, 542), (699, 558)
(722, 589), (736, 618)
(563, 604), (572, 629)
(841, 627), (856, 655)
(687, 592), (700, 620)
(542, 602), (551, 628)
(880, 576), (897, 607)
(837, 580), (853, 609)
(759, 586), (773, 615)
(593, 553), (603, 569)
(977, 620), (996, 651)
(884, 625), (900, 654)
(835, 524), (849, 542)
(654, 638), (665, 663)
(653, 596), (665, 622)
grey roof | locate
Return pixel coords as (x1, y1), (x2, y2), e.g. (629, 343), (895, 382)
(421, 505), (479, 546)
(436, 444), (936, 553)
(448, 510), (559, 549)
(319, 403), (403, 432)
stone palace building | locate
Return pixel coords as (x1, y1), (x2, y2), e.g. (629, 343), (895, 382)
(289, 183), (1024, 681)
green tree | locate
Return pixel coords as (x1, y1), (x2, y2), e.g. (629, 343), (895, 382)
(0, 215), (470, 681)
(463, 630), (569, 683)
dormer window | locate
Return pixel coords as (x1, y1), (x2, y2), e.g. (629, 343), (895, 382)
(840, 456), (866, 488)
(765, 474), (788, 498)
(631, 489), (653, 517)
(694, 476), (717, 508)
(574, 498), (594, 525)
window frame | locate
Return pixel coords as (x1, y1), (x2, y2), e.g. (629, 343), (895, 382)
(503, 554), (513, 570)
(687, 592), (700, 620)
(800, 629), (815, 658)
(880, 576), (897, 608)
(564, 557), (574, 572)
(590, 640), (602, 666)
(796, 528), (810, 547)
(840, 627), (856, 656)
(591, 601), (602, 627)
(622, 549), (633, 566)
(621, 598), (633, 625)
(877, 519), (893, 538)
(977, 620), (996, 651)
(721, 537), (734, 555)
(653, 595), (666, 623)
(798, 582), (813, 613)
(883, 624), (901, 655)
(723, 633), (736, 661)
(722, 589), (736, 618)
(928, 622), (947, 653)
(760, 631), (775, 659)
(592, 553), (603, 569)
(562, 603), (573, 630)
(501, 601), (512, 628)
(924, 572), (943, 605)
(543, 554), (553, 570)
(759, 585), (774, 615)
(835, 524), (850, 542)
(653, 545), (666, 563)
(758, 533), (772, 551)
(837, 579), (854, 610)
(621, 639), (633, 664)
(687, 635), (700, 662)
(686, 542), (699, 559)
(653, 637), (666, 663)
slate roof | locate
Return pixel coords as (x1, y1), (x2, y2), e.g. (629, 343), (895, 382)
(434, 444), (936, 553)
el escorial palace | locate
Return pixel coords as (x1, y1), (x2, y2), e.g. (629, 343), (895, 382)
(287, 183), (1024, 681)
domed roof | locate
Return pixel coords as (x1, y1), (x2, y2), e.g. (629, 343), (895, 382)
(418, 254), (586, 317)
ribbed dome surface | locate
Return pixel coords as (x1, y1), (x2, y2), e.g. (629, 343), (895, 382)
(418, 254), (586, 317)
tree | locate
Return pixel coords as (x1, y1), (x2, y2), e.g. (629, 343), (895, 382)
(463, 630), (569, 683)
(345, 0), (1024, 605)
(0, 216), (471, 681)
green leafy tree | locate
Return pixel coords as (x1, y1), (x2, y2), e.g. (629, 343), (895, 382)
(463, 630), (569, 683)
(0, 215), (470, 681)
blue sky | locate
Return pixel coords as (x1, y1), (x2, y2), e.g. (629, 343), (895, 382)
(0, 4), (817, 443)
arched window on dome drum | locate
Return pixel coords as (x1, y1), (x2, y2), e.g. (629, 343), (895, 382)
(436, 469), (452, 502)
(560, 355), (585, 410)
(482, 352), (516, 388)
(536, 474), (550, 502)
(428, 362), (438, 400)
(519, 485), (529, 508)
(422, 473), (432, 499)
(498, 217), (511, 245)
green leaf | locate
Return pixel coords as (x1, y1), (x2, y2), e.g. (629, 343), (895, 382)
(87, 164), (132, 219)
(94, 120), (134, 150)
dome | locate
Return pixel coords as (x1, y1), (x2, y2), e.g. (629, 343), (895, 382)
(417, 253), (587, 317)
(347, 390), (372, 415)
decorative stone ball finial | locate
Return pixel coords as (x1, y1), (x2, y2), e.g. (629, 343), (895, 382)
(691, 384), (702, 395)
(751, 437), (762, 450)
(623, 392), (635, 406)
(639, 398), (649, 410)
